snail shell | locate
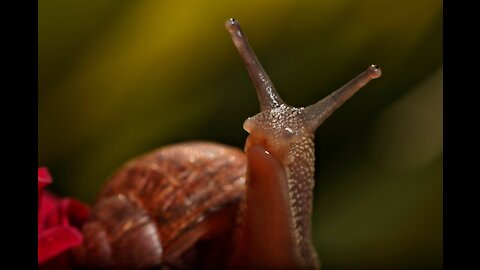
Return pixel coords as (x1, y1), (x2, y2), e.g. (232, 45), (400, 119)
(74, 142), (246, 269)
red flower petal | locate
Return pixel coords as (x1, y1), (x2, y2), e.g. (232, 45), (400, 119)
(38, 167), (52, 190)
(61, 198), (90, 228)
(39, 192), (90, 231)
(39, 192), (61, 233)
(38, 167), (91, 268)
(38, 227), (83, 264)
(38, 167), (53, 216)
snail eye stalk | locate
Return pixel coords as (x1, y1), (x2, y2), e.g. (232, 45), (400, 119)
(225, 18), (285, 111)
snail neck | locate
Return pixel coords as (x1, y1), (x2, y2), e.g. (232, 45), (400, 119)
(228, 137), (318, 269)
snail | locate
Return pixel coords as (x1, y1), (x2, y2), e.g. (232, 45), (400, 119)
(72, 18), (381, 270)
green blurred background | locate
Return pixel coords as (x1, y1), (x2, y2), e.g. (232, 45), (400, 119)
(39, 0), (442, 269)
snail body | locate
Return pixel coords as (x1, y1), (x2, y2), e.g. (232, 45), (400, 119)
(74, 18), (381, 269)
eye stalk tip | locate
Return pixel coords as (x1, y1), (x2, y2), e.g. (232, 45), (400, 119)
(225, 18), (240, 33)
(368, 64), (382, 79)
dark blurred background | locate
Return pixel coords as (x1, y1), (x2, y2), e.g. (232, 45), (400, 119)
(39, 0), (442, 269)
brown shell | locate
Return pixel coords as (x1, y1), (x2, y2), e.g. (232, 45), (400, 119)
(76, 142), (246, 269)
